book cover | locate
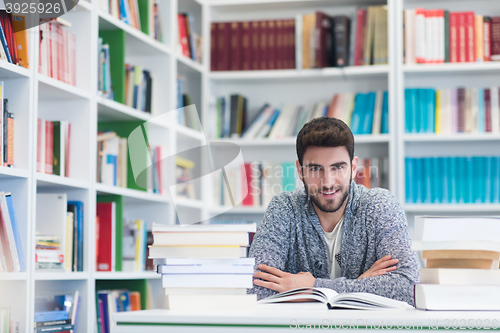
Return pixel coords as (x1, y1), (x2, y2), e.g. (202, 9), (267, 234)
(230, 21), (242, 71)
(492, 17), (500, 60)
(97, 195), (124, 271)
(331, 15), (350, 67)
(242, 21), (251, 70)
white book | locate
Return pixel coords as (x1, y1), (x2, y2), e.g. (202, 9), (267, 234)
(415, 9), (426, 63)
(163, 294), (256, 311)
(162, 257), (255, 266)
(163, 287), (248, 296)
(242, 107), (274, 140)
(371, 91), (383, 135)
(415, 284), (500, 310)
(437, 12), (445, 62)
(259, 287), (412, 310)
(268, 105), (292, 139)
(0, 192), (20, 272)
(420, 268), (500, 285)
(148, 245), (248, 259)
(158, 264), (254, 274)
(152, 222), (256, 233)
(440, 89), (451, 135)
(161, 273), (253, 288)
(490, 87), (499, 133)
(470, 88), (479, 133)
(342, 93), (355, 126)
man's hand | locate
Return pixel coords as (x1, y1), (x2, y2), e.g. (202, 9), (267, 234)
(358, 255), (399, 279)
(253, 264), (316, 293)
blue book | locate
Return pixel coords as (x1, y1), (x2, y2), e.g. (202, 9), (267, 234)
(414, 158), (423, 204)
(426, 89), (436, 133)
(438, 157), (447, 203)
(478, 89), (485, 133)
(98, 292), (110, 333)
(67, 201), (84, 272)
(34, 311), (69, 323)
(493, 156), (500, 203)
(417, 89), (426, 133)
(423, 157), (432, 203)
(381, 91), (389, 134)
(350, 94), (365, 134)
(447, 157), (457, 204)
(430, 157), (439, 203)
(408, 89), (418, 133)
(485, 156), (493, 203)
(456, 157), (466, 203)
(5, 194), (25, 272)
(186, 13), (197, 61)
(405, 158), (413, 203)
(475, 156), (486, 203)
(53, 295), (73, 314)
(362, 92), (377, 134)
(404, 89), (412, 133)
(120, 291), (131, 312)
(465, 157), (474, 204)
(240, 104), (269, 137)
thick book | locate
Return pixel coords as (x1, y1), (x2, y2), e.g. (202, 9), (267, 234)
(158, 264), (254, 274)
(148, 245), (248, 258)
(420, 268), (500, 285)
(492, 17), (500, 61)
(152, 230), (250, 246)
(161, 273), (253, 288)
(163, 294), (256, 311)
(415, 284), (500, 310)
(152, 223), (256, 233)
(258, 287), (413, 310)
(96, 201), (116, 271)
(331, 15), (350, 67)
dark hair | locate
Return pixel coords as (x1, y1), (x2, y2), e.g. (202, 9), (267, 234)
(296, 117), (354, 166)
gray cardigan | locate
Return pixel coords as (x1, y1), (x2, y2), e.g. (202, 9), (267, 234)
(247, 180), (420, 306)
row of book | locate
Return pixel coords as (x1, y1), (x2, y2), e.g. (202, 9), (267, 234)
(36, 119), (71, 177)
(97, 38), (113, 100)
(98, 0), (163, 41)
(354, 156), (389, 190)
(34, 291), (79, 333)
(209, 91), (389, 140)
(405, 156), (500, 204)
(302, 6), (387, 69)
(0, 13), (28, 69)
(39, 21), (76, 86)
(405, 87), (500, 134)
(211, 19), (296, 71)
(177, 13), (202, 63)
(0, 192), (24, 273)
(97, 289), (143, 333)
(176, 76), (200, 130)
(151, 223), (257, 310)
(404, 9), (500, 64)
(413, 216), (500, 310)
(96, 195), (155, 272)
(124, 64), (153, 113)
(0, 94), (13, 167)
(35, 194), (84, 272)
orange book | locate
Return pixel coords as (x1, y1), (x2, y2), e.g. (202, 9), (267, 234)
(130, 291), (141, 311)
(11, 15), (28, 69)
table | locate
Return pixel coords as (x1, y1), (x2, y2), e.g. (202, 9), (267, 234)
(113, 305), (500, 332)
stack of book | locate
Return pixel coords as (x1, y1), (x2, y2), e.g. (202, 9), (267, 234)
(34, 291), (80, 333)
(211, 19), (296, 71)
(36, 119), (71, 177)
(301, 6), (387, 68)
(210, 91), (389, 140)
(178, 13), (203, 63)
(39, 20), (76, 85)
(97, 289), (142, 333)
(150, 223), (257, 310)
(413, 216), (500, 310)
(404, 10), (500, 64)
(405, 87), (500, 134)
(0, 191), (24, 273)
(405, 155), (500, 204)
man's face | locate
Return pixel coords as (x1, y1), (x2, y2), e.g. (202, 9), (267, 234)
(296, 146), (357, 213)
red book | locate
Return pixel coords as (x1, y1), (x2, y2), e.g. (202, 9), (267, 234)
(5, 113), (13, 167)
(362, 159), (371, 189)
(355, 9), (367, 66)
(465, 12), (475, 62)
(491, 17), (500, 61)
(242, 163), (253, 206)
(210, 22), (217, 71)
(251, 21), (260, 70)
(45, 121), (53, 174)
(288, 19), (296, 69)
(57, 25), (63, 82)
(458, 13), (466, 62)
(315, 12), (332, 68)
(259, 20), (268, 70)
(217, 22), (230, 71)
(275, 20), (284, 69)
(484, 88), (492, 132)
(230, 21), (242, 71)
(70, 32), (76, 86)
(178, 14), (190, 58)
(96, 202), (115, 271)
(242, 21), (251, 70)
(449, 12), (458, 63)
(484, 17), (492, 61)
(268, 20), (277, 70)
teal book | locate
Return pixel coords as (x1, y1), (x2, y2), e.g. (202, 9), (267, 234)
(447, 157), (457, 204)
(415, 158), (423, 204)
(464, 157), (474, 204)
(381, 91), (389, 134)
(405, 158), (413, 203)
(485, 156), (493, 203)
(281, 162), (296, 192)
(456, 157), (466, 204)
(350, 94), (365, 134)
(474, 156), (486, 203)
(423, 157), (432, 203)
(478, 89), (485, 133)
(439, 157), (448, 204)
(362, 92), (376, 134)
(404, 89), (412, 133)
(417, 89), (425, 133)
(430, 157), (439, 203)
(426, 89), (435, 133)
(493, 157), (500, 203)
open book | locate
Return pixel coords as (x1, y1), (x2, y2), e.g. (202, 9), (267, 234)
(258, 287), (413, 310)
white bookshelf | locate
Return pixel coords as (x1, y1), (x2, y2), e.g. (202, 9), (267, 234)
(0, 0), (498, 331)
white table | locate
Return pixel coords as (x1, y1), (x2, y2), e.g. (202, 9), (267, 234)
(113, 305), (500, 332)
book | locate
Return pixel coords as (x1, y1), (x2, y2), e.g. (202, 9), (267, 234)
(415, 284), (500, 310)
(258, 287), (413, 310)
(420, 268), (500, 285)
(422, 249), (500, 260)
(148, 245), (248, 259)
(157, 264), (254, 274)
(163, 294), (257, 311)
(152, 231), (250, 246)
(425, 258), (498, 269)
(161, 273), (253, 288)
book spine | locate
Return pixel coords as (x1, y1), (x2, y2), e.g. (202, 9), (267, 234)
(276, 20), (283, 69)
(457, 88), (466, 132)
(259, 20), (267, 70)
(251, 21), (259, 70)
(333, 16), (349, 67)
(450, 12), (458, 62)
(484, 17), (491, 61)
(210, 23), (217, 71)
(458, 13), (466, 62)
(415, 8), (426, 63)
(444, 11), (450, 62)
(466, 12), (475, 62)
(268, 20), (276, 70)
(315, 12), (331, 68)
(217, 22), (230, 71)
(242, 21), (251, 70)
(484, 88), (492, 132)
(491, 17), (500, 61)
(6, 113), (13, 166)
(289, 19), (296, 69)
(230, 22), (242, 71)
(475, 15), (484, 62)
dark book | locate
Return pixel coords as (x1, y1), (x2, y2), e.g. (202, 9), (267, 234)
(276, 20), (284, 69)
(268, 20), (277, 69)
(210, 22), (217, 71)
(287, 19), (296, 69)
(491, 17), (500, 61)
(259, 20), (268, 70)
(229, 94), (240, 136)
(230, 21), (242, 70)
(484, 88), (492, 132)
(315, 12), (332, 68)
(251, 20), (260, 70)
(216, 22), (230, 71)
(484, 17), (492, 61)
(457, 88), (466, 132)
(35, 319), (72, 328)
(331, 16), (350, 67)
(444, 11), (450, 62)
(355, 9), (367, 65)
(52, 121), (62, 176)
(242, 21), (251, 70)
(144, 70), (152, 113)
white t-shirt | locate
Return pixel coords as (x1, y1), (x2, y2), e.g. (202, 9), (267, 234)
(322, 215), (344, 279)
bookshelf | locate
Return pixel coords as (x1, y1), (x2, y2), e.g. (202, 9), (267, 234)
(0, 0), (498, 331)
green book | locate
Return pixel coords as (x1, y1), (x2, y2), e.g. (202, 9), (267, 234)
(52, 121), (63, 176)
(444, 10), (450, 63)
(98, 121), (149, 191)
(281, 161), (296, 192)
(99, 30), (126, 104)
(97, 195), (124, 271)
(137, 0), (151, 36)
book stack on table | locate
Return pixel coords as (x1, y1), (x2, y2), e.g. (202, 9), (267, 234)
(412, 216), (500, 310)
(149, 223), (257, 310)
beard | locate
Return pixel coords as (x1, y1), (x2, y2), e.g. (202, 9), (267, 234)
(303, 172), (351, 213)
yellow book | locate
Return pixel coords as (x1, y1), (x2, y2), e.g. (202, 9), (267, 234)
(435, 90), (441, 134)
(65, 212), (74, 272)
(475, 15), (484, 62)
(11, 15), (28, 68)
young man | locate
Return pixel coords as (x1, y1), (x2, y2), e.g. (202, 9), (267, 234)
(248, 117), (419, 306)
